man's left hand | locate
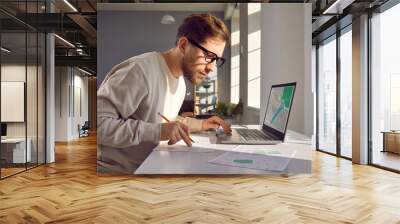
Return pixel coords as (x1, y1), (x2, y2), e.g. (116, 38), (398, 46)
(202, 116), (232, 134)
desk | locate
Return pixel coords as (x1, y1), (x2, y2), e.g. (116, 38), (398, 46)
(135, 128), (312, 175)
(1, 138), (32, 164)
(382, 131), (400, 154)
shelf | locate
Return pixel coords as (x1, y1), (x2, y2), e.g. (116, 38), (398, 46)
(195, 103), (216, 106)
(195, 91), (216, 94)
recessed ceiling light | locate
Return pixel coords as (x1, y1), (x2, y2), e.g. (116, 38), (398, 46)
(1, 47), (11, 53)
(63, 0), (78, 12)
(78, 67), (92, 76)
(54, 34), (75, 48)
(322, 0), (354, 15)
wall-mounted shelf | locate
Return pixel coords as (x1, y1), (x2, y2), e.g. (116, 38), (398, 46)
(193, 79), (218, 116)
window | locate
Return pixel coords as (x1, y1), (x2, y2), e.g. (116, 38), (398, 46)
(247, 3), (261, 108)
(370, 3), (400, 171)
(390, 75), (400, 130)
(317, 36), (337, 154)
(316, 24), (353, 159)
(340, 27), (352, 158)
(230, 9), (240, 104)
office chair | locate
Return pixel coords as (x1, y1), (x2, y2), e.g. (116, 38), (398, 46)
(79, 121), (90, 138)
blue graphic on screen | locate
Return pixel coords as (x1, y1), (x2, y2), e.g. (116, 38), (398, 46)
(264, 86), (295, 133)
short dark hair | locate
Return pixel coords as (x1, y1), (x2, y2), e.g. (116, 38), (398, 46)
(176, 13), (230, 45)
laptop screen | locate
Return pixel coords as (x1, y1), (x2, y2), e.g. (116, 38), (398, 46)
(263, 83), (296, 134)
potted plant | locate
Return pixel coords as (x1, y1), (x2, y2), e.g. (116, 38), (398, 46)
(215, 101), (228, 116)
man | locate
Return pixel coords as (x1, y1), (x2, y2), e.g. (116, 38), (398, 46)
(97, 13), (232, 174)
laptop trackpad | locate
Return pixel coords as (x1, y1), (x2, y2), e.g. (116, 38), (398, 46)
(217, 129), (242, 141)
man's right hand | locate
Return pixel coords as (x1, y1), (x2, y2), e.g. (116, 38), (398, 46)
(160, 121), (192, 147)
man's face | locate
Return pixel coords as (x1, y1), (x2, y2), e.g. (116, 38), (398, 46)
(181, 37), (226, 85)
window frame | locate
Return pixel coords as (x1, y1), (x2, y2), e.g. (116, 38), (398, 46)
(316, 24), (353, 161)
(367, 0), (400, 173)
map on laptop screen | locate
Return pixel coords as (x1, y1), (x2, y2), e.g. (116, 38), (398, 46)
(263, 85), (295, 133)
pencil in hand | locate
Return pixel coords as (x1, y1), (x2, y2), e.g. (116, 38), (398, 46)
(158, 112), (195, 143)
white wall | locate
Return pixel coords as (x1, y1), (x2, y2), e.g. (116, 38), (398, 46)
(239, 4), (260, 125)
(1, 65), (27, 139)
(97, 9), (228, 87)
(1, 82), (25, 122)
(72, 74), (89, 138)
(1, 65), (41, 136)
(55, 67), (68, 141)
(55, 67), (89, 141)
(260, 3), (313, 136)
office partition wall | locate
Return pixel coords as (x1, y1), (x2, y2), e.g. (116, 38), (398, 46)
(0, 1), (46, 179)
(0, 30), (28, 177)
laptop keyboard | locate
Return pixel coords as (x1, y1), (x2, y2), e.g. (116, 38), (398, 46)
(236, 129), (274, 141)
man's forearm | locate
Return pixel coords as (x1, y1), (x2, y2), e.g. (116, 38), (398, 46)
(176, 116), (204, 133)
(97, 116), (161, 147)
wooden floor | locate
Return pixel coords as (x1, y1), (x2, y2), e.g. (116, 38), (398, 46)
(1, 135), (400, 224)
(373, 151), (400, 171)
(1, 167), (26, 178)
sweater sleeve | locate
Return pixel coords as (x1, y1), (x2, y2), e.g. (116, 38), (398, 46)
(97, 64), (161, 148)
(176, 116), (203, 133)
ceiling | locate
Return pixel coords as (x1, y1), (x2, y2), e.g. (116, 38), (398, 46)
(97, 3), (229, 11)
(1, 0), (98, 74)
(311, 0), (389, 43)
(0, 0), (394, 75)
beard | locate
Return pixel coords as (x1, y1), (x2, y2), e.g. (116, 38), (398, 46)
(182, 55), (203, 85)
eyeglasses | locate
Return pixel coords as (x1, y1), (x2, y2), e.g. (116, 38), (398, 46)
(187, 38), (225, 67)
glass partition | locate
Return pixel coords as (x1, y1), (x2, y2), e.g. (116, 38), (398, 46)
(1, 29), (28, 178)
(0, 1), (46, 179)
(27, 30), (38, 169)
(37, 32), (45, 165)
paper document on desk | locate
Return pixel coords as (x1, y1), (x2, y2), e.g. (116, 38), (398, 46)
(190, 135), (239, 150)
(208, 151), (295, 172)
(155, 143), (215, 153)
(233, 145), (297, 158)
(155, 135), (238, 152)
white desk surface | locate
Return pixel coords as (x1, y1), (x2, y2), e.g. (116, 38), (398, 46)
(1, 137), (27, 143)
(135, 126), (312, 175)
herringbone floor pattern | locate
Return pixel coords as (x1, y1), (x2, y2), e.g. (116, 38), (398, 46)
(1, 135), (400, 224)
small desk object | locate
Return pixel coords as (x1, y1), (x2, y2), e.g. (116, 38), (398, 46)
(1, 138), (32, 164)
(135, 127), (312, 175)
(382, 131), (400, 154)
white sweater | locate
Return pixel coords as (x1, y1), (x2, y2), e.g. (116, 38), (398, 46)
(97, 52), (202, 174)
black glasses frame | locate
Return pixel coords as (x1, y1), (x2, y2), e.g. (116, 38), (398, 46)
(187, 38), (225, 67)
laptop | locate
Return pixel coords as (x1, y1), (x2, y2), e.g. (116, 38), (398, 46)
(217, 82), (296, 144)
